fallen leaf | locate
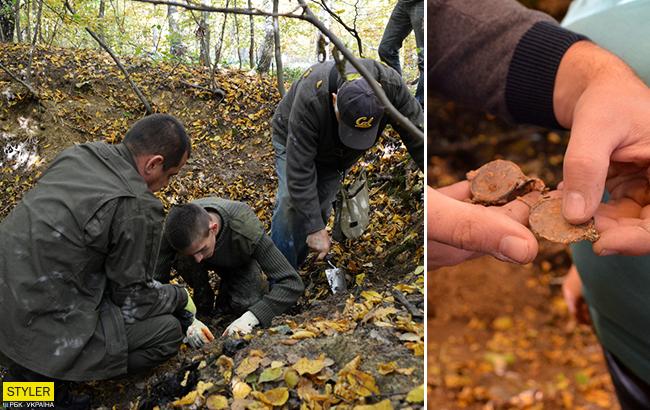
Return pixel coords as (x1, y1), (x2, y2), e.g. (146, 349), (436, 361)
(232, 379), (252, 400)
(258, 366), (284, 383)
(291, 330), (317, 339)
(353, 399), (394, 409)
(252, 387), (289, 406)
(236, 355), (263, 378)
(292, 356), (328, 375)
(172, 390), (197, 407)
(406, 384), (424, 403)
(206, 394), (229, 410)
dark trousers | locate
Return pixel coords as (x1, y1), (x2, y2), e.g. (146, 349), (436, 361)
(0, 314), (182, 381)
(125, 314), (183, 374)
(378, 0), (424, 105)
(604, 349), (650, 410)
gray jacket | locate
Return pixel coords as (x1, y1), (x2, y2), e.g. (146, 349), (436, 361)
(272, 59), (423, 233)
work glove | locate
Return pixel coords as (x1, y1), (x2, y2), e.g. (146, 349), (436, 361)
(223, 311), (260, 336)
(185, 318), (214, 348)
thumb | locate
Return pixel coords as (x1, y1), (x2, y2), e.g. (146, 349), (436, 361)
(428, 187), (538, 264)
(562, 118), (613, 224)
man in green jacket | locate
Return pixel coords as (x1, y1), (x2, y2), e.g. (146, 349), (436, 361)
(0, 114), (211, 405)
(270, 58), (424, 269)
(161, 197), (304, 338)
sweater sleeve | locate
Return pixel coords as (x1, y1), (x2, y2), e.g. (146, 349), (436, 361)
(247, 234), (305, 327)
(428, 0), (587, 128)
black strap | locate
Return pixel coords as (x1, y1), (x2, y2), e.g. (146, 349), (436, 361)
(327, 63), (346, 158)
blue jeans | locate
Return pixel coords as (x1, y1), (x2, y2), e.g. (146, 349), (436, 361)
(378, 0), (424, 105)
(270, 140), (342, 269)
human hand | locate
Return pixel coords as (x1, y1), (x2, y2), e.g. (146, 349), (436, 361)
(586, 168), (650, 255)
(223, 311), (260, 336)
(562, 264), (591, 325)
(553, 41), (650, 228)
(306, 228), (330, 260)
(427, 183), (542, 270)
(185, 318), (214, 348)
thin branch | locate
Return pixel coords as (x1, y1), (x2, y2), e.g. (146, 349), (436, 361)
(0, 61), (39, 97)
(312, 0), (363, 57)
(296, 0), (423, 142)
(63, 1), (153, 114)
(392, 289), (423, 320)
(133, 0), (303, 18)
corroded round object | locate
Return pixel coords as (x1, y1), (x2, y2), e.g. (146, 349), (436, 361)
(529, 197), (599, 244)
(467, 159), (544, 205)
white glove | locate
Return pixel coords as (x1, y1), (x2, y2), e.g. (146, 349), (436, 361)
(223, 311), (260, 336)
(185, 318), (214, 348)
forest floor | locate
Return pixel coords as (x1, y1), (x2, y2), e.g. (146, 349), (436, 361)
(427, 97), (618, 410)
(0, 43), (424, 409)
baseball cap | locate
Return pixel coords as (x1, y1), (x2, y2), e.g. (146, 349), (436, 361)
(337, 78), (384, 150)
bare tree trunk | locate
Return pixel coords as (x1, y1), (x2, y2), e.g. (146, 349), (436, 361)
(272, 0), (284, 95)
(255, 0), (273, 73)
(247, 0), (253, 68)
(24, 0), (29, 41)
(97, 0), (106, 42)
(167, 5), (184, 57)
(233, 0), (241, 69)
(213, 0), (229, 64)
(198, 0), (210, 66)
(0, 0), (15, 41)
(14, 0), (20, 42)
(26, 0), (42, 84)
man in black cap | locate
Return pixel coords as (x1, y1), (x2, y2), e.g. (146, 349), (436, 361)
(270, 59), (423, 269)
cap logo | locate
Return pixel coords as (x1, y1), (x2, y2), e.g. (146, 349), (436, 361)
(355, 116), (374, 129)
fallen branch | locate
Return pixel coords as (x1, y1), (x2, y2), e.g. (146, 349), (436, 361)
(392, 289), (423, 320)
(64, 1), (153, 114)
(0, 61), (40, 98)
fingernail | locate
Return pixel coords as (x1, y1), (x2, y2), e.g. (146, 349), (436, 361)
(598, 249), (618, 256)
(564, 191), (586, 221)
(498, 236), (530, 264)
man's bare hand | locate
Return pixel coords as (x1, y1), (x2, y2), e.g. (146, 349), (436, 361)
(428, 183), (542, 269)
(306, 228), (330, 260)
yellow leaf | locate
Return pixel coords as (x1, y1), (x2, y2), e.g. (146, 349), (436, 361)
(236, 355), (263, 378)
(292, 356), (327, 375)
(492, 315), (514, 330)
(206, 394), (229, 410)
(361, 290), (383, 304)
(253, 387), (289, 406)
(377, 361), (398, 375)
(284, 368), (300, 388)
(355, 273), (365, 286)
(405, 341), (424, 356)
(353, 399), (394, 410)
(291, 330), (317, 339)
(406, 384), (424, 403)
(232, 379), (252, 400)
(393, 284), (416, 294)
(171, 390), (197, 407)
(217, 355), (234, 381)
(196, 381), (213, 397)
